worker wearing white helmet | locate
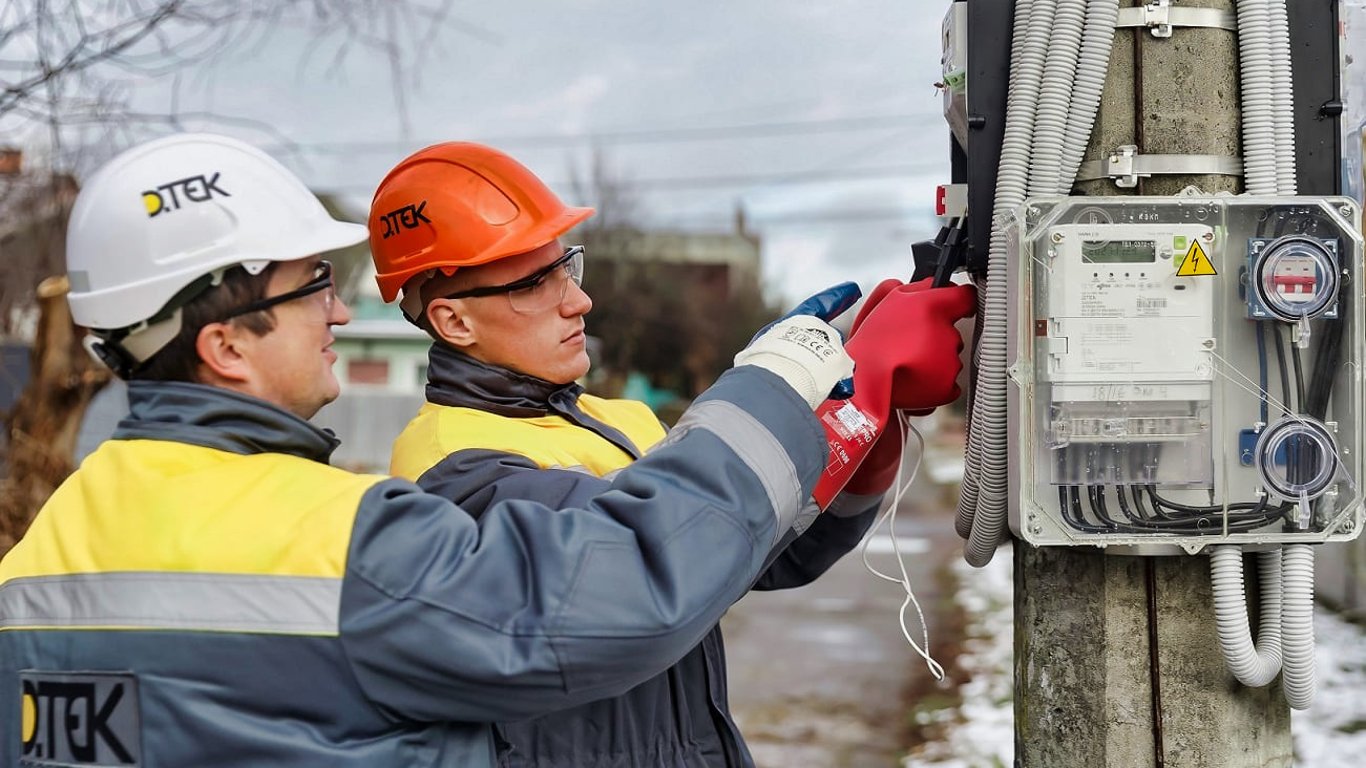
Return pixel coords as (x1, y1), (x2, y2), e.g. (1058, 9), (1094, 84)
(0, 133), (872, 766)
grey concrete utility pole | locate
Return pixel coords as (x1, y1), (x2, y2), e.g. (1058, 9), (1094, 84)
(1014, 1), (1294, 766)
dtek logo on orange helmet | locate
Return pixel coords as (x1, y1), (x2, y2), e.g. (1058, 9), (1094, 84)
(378, 201), (431, 239)
(141, 173), (229, 217)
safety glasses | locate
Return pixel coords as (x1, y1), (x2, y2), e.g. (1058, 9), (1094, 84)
(222, 260), (335, 320)
(442, 245), (585, 314)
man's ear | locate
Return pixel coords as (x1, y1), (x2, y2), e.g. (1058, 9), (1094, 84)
(426, 298), (478, 349)
(194, 321), (254, 384)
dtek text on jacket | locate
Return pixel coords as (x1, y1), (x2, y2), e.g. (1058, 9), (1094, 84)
(389, 345), (883, 768)
(0, 369), (824, 768)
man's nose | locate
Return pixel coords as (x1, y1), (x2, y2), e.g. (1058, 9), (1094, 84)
(331, 293), (353, 325)
(561, 279), (592, 316)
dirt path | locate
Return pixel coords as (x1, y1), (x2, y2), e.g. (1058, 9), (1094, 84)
(723, 483), (968, 768)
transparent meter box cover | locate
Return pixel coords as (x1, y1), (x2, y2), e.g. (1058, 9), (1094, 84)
(1006, 196), (1365, 551)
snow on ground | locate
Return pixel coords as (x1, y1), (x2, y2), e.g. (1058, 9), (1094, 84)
(907, 545), (1015, 768)
(1292, 605), (1366, 767)
(912, 543), (1366, 768)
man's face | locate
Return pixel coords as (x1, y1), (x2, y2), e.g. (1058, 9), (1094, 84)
(437, 240), (593, 385)
(238, 257), (350, 418)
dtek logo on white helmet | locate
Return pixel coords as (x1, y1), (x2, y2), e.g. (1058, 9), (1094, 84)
(141, 173), (230, 217)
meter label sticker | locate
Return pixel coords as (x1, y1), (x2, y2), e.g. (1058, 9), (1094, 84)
(1176, 241), (1217, 276)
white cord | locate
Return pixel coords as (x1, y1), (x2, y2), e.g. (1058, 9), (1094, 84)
(858, 412), (947, 680)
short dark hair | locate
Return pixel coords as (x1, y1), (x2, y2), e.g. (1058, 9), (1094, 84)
(131, 264), (278, 383)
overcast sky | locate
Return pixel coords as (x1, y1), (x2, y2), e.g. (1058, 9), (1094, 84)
(110, 0), (954, 305)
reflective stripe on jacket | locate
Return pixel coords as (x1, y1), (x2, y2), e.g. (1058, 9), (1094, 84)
(392, 345), (881, 768)
(1, 370), (825, 767)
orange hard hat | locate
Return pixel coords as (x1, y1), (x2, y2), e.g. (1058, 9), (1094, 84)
(368, 142), (594, 303)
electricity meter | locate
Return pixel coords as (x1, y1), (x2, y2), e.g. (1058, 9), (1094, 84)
(1007, 196), (1365, 552)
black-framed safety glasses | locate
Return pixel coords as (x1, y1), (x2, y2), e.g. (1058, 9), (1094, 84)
(222, 260), (335, 320)
(442, 245), (585, 314)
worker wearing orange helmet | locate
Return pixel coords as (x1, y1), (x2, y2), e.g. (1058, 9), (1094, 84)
(369, 142), (976, 768)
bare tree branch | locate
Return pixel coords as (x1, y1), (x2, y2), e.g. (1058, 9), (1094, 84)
(0, 0), (459, 155)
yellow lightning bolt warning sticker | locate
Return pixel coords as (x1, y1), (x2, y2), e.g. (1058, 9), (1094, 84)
(1176, 240), (1217, 276)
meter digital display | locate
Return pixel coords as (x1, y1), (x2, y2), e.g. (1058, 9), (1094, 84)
(1082, 239), (1157, 263)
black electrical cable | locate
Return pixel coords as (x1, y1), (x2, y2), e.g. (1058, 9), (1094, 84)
(1060, 486), (1110, 533)
(1145, 486), (1268, 515)
(1116, 483), (1140, 523)
(1089, 485), (1123, 529)
(1255, 321), (1270, 423)
(1272, 324), (1293, 414)
(1131, 485), (1160, 521)
(1143, 487), (1283, 532)
(1063, 481), (1280, 535)
(1290, 338), (1307, 410)
(1305, 315), (1344, 421)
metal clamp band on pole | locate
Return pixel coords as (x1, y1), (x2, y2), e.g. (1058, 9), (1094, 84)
(1075, 145), (1244, 188)
(1116, 0), (1237, 38)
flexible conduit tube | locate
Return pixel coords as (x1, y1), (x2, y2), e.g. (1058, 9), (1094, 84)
(964, 0), (1113, 564)
(1281, 544), (1316, 709)
(1058, 0), (1120, 186)
(1211, 547), (1284, 687)
(956, 0), (1046, 539)
(959, 0), (1055, 564)
(956, 0), (1038, 541)
(1237, 0), (1277, 194)
(1028, 0), (1087, 196)
(955, 0), (1047, 541)
(1264, 0), (1311, 709)
(1267, 0), (1297, 194)
(955, 288), (986, 539)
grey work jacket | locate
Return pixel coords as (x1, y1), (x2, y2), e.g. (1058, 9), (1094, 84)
(405, 346), (882, 768)
(0, 369), (825, 767)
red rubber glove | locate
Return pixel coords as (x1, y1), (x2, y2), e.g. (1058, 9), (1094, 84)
(812, 281), (976, 507)
(841, 278), (925, 496)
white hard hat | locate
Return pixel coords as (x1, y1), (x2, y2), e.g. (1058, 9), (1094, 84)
(66, 133), (366, 334)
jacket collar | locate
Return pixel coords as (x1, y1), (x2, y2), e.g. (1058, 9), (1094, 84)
(425, 342), (583, 418)
(114, 381), (340, 463)
(423, 343), (644, 460)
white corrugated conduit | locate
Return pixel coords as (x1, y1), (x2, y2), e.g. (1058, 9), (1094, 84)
(1218, 0), (1315, 710)
(1211, 547), (1284, 687)
(960, 0), (1119, 566)
(1280, 543), (1316, 709)
(959, 0), (1055, 564)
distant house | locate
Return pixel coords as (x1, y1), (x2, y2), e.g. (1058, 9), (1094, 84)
(311, 260), (429, 472)
(330, 261), (431, 396)
(586, 217), (762, 299)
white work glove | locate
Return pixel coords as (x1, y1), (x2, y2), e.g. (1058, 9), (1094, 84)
(734, 315), (854, 409)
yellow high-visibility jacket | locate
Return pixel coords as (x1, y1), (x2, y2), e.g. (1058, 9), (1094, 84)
(1, 372), (826, 767)
(390, 345), (883, 768)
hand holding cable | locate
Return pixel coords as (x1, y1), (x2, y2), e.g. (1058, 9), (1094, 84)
(812, 280), (976, 506)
